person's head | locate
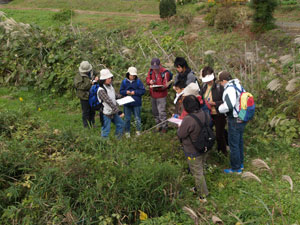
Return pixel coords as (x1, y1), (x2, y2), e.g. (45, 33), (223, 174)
(218, 71), (232, 86)
(151, 58), (161, 74)
(174, 57), (188, 73)
(174, 80), (186, 94)
(79, 61), (93, 77)
(200, 66), (215, 85)
(183, 82), (200, 97)
(126, 66), (138, 81)
(100, 69), (113, 85)
(183, 95), (201, 114)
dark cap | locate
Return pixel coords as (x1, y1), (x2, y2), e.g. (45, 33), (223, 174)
(151, 58), (160, 69)
(218, 71), (232, 81)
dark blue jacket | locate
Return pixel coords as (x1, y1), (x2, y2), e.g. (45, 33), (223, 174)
(120, 78), (145, 107)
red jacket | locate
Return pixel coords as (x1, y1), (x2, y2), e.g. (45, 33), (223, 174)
(179, 96), (212, 119)
(146, 66), (170, 99)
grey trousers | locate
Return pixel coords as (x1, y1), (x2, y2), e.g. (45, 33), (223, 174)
(187, 153), (209, 197)
(151, 97), (167, 129)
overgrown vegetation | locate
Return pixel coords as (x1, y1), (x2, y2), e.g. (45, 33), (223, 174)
(250, 0), (278, 31)
(159, 0), (177, 18)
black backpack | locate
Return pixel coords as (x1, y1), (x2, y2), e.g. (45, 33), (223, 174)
(188, 111), (215, 154)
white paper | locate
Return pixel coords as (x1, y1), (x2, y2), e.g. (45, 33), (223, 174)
(168, 117), (182, 126)
(151, 85), (164, 88)
(116, 96), (135, 106)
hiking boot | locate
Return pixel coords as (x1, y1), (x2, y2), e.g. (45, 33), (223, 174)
(125, 133), (131, 138)
(190, 187), (197, 194)
(136, 131), (141, 136)
(224, 168), (242, 174)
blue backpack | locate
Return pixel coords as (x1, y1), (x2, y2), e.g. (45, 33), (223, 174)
(89, 83), (106, 111)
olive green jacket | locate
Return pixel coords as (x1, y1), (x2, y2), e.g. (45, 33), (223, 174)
(74, 73), (92, 100)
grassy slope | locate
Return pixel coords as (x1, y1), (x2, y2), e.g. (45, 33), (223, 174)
(9, 0), (159, 14)
(1, 85), (300, 224)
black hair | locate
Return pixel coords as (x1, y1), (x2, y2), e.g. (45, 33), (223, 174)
(174, 80), (186, 89)
(183, 95), (201, 114)
(174, 57), (189, 69)
(126, 72), (137, 80)
(201, 66), (214, 77)
(99, 77), (113, 88)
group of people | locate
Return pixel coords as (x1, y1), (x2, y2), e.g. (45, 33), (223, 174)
(74, 57), (248, 202)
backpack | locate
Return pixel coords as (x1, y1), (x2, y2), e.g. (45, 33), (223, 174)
(189, 112), (216, 154)
(150, 69), (173, 89)
(89, 83), (107, 111)
(231, 83), (255, 122)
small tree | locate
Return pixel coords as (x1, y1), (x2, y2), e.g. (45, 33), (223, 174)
(159, 0), (176, 19)
(250, 0), (278, 32)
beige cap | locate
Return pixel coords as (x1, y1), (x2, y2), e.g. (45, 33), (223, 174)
(127, 67), (138, 76)
(183, 82), (200, 96)
(100, 69), (113, 80)
(79, 61), (92, 73)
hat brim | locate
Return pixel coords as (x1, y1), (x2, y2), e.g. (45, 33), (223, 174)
(151, 65), (160, 70)
(201, 74), (214, 83)
(127, 72), (138, 76)
(79, 65), (92, 73)
(99, 73), (113, 80)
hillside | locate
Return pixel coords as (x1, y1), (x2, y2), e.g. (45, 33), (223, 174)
(0, 1), (300, 224)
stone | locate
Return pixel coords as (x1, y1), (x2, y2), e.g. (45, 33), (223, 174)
(269, 58), (278, 64)
(294, 37), (300, 45)
(279, 54), (293, 65)
(204, 50), (216, 55)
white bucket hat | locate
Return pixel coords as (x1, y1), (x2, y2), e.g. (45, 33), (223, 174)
(127, 67), (138, 76)
(183, 82), (200, 96)
(201, 73), (215, 83)
(100, 69), (113, 80)
(79, 61), (92, 73)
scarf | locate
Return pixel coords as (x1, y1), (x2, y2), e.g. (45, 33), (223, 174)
(177, 67), (191, 84)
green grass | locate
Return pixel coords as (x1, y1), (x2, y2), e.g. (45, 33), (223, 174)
(1, 86), (300, 224)
(9, 0), (160, 14)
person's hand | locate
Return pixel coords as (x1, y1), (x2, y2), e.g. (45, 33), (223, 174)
(126, 90), (131, 95)
(119, 113), (124, 118)
(150, 80), (154, 85)
(208, 101), (216, 106)
(131, 91), (135, 95)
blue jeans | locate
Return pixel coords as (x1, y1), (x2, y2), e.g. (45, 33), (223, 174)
(124, 105), (141, 133)
(228, 117), (247, 170)
(101, 114), (124, 138)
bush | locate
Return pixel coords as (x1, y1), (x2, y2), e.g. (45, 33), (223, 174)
(215, 7), (237, 30)
(159, 0), (177, 18)
(52, 9), (73, 22)
(250, 0), (278, 32)
(204, 6), (218, 26)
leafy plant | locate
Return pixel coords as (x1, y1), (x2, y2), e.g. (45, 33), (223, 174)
(159, 0), (177, 18)
(250, 0), (278, 32)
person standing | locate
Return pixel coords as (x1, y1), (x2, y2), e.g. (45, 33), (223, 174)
(200, 66), (227, 156)
(146, 58), (171, 133)
(120, 67), (145, 137)
(218, 71), (247, 174)
(74, 61), (97, 128)
(97, 69), (124, 138)
(173, 57), (198, 88)
(177, 95), (211, 202)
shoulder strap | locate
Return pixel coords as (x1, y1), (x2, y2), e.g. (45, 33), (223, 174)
(189, 113), (206, 128)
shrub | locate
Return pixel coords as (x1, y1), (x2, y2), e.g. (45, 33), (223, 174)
(250, 0), (278, 32)
(215, 7), (237, 30)
(52, 9), (73, 22)
(159, 0), (177, 18)
(204, 6), (218, 26)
